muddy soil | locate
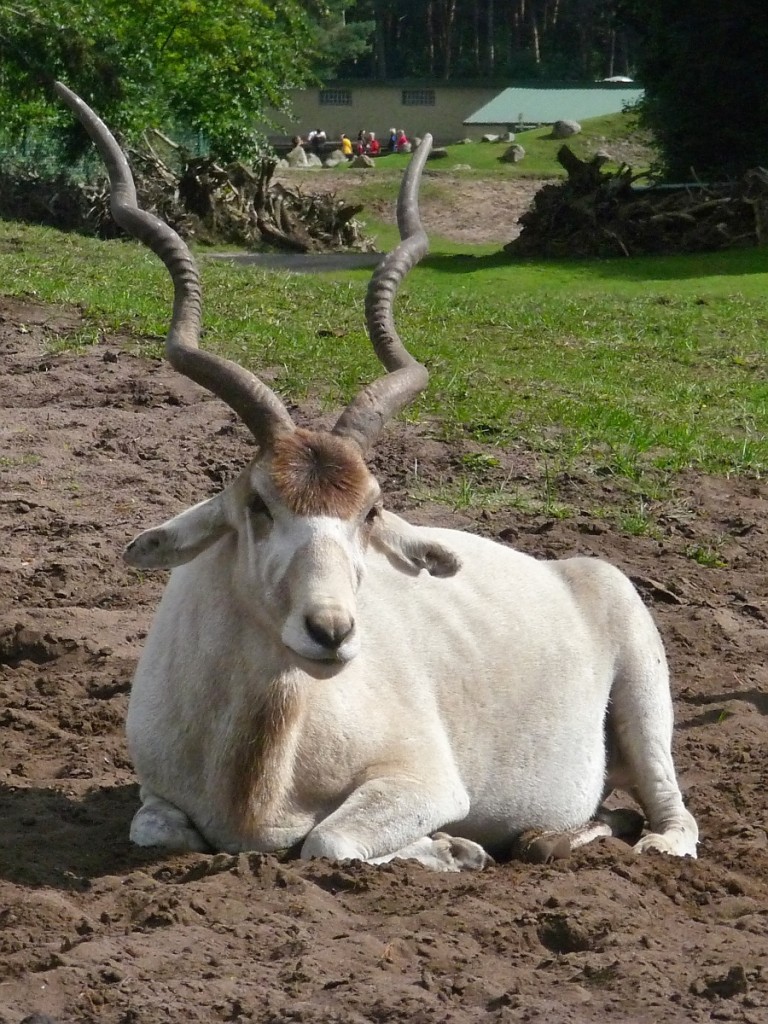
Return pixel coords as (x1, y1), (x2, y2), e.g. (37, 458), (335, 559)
(1, 295), (767, 1024)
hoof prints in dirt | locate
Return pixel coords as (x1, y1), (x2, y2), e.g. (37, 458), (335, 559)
(1, 296), (768, 1023)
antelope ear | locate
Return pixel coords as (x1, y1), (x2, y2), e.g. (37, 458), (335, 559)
(370, 511), (461, 578)
(124, 495), (231, 569)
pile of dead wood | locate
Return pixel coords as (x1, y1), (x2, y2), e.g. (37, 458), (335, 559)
(0, 140), (374, 253)
(505, 146), (768, 258)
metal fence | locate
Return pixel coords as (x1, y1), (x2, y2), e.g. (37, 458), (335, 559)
(0, 125), (211, 179)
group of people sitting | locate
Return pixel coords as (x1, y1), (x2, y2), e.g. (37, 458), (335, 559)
(339, 129), (411, 160)
(293, 128), (412, 162)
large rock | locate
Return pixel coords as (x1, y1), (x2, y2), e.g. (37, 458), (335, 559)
(481, 133), (500, 143)
(285, 144), (308, 168)
(427, 147), (449, 160)
(499, 144), (526, 164)
(349, 154), (375, 168)
(323, 149), (346, 168)
(551, 119), (582, 139)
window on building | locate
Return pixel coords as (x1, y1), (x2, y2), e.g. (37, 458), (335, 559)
(401, 89), (436, 106)
(319, 89), (352, 106)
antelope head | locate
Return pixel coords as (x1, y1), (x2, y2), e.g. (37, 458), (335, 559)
(55, 84), (460, 665)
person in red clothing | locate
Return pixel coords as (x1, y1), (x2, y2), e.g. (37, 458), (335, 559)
(396, 129), (410, 152)
(366, 132), (381, 156)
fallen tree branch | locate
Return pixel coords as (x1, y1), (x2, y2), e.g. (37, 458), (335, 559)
(505, 146), (768, 257)
(0, 145), (374, 252)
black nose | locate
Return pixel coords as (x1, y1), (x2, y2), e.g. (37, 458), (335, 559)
(305, 614), (354, 650)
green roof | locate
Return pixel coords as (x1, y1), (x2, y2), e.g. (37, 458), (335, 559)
(464, 85), (643, 126)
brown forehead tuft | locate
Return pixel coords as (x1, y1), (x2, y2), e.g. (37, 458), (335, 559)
(270, 429), (373, 518)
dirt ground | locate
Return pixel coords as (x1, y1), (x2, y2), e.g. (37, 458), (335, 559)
(276, 168), (544, 246)
(1, 289), (767, 1024)
(370, 173), (544, 246)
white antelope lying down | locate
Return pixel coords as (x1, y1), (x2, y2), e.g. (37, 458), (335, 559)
(57, 83), (698, 870)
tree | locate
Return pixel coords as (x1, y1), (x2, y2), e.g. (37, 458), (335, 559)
(618, 0), (768, 180)
(310, 0), (374, 78)
(0, 0), (318, 162)
(336, 0), (636, 81)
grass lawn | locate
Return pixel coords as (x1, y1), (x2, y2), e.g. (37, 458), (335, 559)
(321, 111), (653, 184)
(0, 182), (765, 525)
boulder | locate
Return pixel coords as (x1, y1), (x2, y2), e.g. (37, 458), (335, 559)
(451, 163), (472, 172)
(427, 147), (449, 160)
(551, 119), (582, 139)
(349, 154), (375, 168)
(285, 144), (308, 168)
(323, 149), (346, 168)
(502, 131), (516, 142)
(499, 144), (526, 164)
(481, 133), (500, 143)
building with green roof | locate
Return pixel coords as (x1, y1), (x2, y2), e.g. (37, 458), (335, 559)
(464, 84), (643, 130)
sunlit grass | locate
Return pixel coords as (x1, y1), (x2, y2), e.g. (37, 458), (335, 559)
(1, 220), (766, 513)
(323, 111), (651, 182)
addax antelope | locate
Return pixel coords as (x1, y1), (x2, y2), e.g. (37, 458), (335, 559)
(56, 83), (698, 870)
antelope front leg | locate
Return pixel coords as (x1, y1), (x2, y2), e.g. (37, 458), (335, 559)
(300, 775), (490, 872)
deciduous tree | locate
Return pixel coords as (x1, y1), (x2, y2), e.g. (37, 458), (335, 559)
(0, 0), (317, 162)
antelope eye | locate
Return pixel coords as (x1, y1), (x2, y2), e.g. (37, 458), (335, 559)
(249, 494), (273, 520)
(365, 504), (381, 525)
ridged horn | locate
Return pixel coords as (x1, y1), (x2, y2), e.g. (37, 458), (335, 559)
(54, 81), (295, 448)
(332, 135), (432, 452)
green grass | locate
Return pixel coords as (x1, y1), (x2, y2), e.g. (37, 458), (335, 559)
(46, 324), (103, 353)
(1, 218), (766, 522)
(310, 111), (651, 186)
(0, 452), (42, 467)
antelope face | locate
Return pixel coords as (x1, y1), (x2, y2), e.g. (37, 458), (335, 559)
(124, 429), (460, 664)
(243, 429), (379, 663)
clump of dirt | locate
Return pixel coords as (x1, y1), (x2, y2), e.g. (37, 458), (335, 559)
(1, 295), (767, 1024)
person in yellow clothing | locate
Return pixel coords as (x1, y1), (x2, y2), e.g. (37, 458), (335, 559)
(340, 133), (353, 160)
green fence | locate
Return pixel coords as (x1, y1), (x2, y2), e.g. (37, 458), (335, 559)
(0, 125), (211, 179)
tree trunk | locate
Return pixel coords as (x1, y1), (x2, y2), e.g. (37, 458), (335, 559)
(487, 0), (495, 72)
(530, 6), (541, 63)
(372, 0), (388, 79)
